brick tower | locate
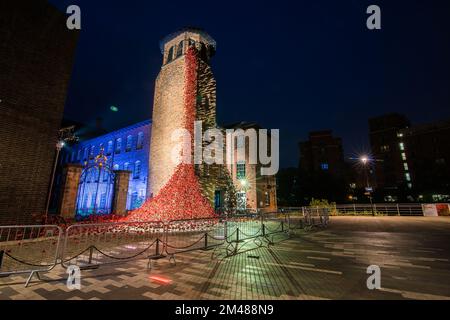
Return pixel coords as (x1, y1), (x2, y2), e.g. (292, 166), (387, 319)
(149, 28), (217, 198)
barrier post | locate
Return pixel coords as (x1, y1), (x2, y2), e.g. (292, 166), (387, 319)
(224, 220), (228, 240)
(155, 238), (160, 256)
(281, 221), (284, 232)
(88, 246), (94, 264)
(0, 250), (3, 270)
(262, 223), (266, 237)
(236, 227), (240, 243)
(204, 233), (208, 250)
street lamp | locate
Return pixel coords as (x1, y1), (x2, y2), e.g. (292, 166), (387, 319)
(360, 155), (375, 216)
(44, 126), (78, 221)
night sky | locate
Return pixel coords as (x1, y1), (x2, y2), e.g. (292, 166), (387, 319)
(49, 0), (450, 168)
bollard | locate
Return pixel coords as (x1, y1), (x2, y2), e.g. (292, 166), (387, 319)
(0, 250), (3, 270)
(204, 233), (208, 250)
(281, 221), (284, 232)
(236, 227), (240, 243)
(262, 223), (266, 237)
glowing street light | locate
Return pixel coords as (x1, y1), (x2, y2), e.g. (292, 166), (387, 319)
(360, 156), (369, 165)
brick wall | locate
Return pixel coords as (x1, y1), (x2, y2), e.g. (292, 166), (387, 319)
(0, 0), (78, 224)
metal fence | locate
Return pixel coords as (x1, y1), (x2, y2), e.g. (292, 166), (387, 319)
(0, 225), (63, 286)
(61, 220), (165, 270)
(0, 211), (330, 287)
(279, 204), (425, 216)
(334, 203), (424, 216)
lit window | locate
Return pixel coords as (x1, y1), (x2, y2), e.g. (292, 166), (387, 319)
(407, 183), (413, 189)
(134, 161), (141, 179)
(107, 141), (113, 155)
(137, 132), (144, 150)
(321, 163), (329, 170)
(113, 164), (119, 170)
(236, 161), (246, 180)
(401, 152), (407, 161)
(405, 173), (411, 181)
(399, 143), (405, 151)
(115, 138), (122, 154)
(381, 145), (390, 152)
(403, 163), (409, 171)
(265, 192), (270, 206)
(89, 146), (95, 159)
(126, 135), (133, 152)
(397, 133), (403, 138)
(124, 162), (130, 171)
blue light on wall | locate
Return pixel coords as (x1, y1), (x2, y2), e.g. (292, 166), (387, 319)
(63, 120), (152, 212)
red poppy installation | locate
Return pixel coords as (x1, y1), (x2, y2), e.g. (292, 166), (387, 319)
(123, 47), (216, 222)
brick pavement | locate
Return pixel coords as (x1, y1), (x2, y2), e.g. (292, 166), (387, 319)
(1, 216), (449, 300)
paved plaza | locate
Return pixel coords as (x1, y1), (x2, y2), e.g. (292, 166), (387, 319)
(1, 216), (449, 300)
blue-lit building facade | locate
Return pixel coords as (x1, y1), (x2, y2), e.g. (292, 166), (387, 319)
(61, 120), (151, 214)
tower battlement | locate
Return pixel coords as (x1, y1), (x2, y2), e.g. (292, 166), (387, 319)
(160, 28), (216, 65)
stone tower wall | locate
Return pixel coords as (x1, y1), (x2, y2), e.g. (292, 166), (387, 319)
(148, 57), (187, 197)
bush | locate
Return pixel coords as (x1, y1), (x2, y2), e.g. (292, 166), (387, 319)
(309, 198), (337, 215)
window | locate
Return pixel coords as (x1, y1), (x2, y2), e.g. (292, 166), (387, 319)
(176, 40), (183, 58)
(236, 161), (246, 180)
(134, 161), (141, 179)
(126, 135), (133, 152)
(397, 133), (404, 138)
(115, 138), (122, 154)
(167, 46), (174, 63)
(380, 145), (390, 152)
(100, 193), (107, 209)
(113, 164), (119, 170)
(399, 142), (405, 151)
(401, 152), (407, 161)
(137, 132), (144, 150)
(405, 173), (411, 182)
(265, 192), (270, 206)
(107, 141), (113, 155)
(403, 163), (409, 171)
(321, 163), (329, 170)
(124, 162), (130, 171)
(83, 147), (88, 160)
(89, 146), (95, 159)
(99, 143), (104, 154)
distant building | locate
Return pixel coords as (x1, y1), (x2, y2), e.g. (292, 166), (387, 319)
(369, 113), (410, 193)
(0, 0), (78, 224)
(399, 119), (450, 201)
(59, 120), (151, 214)
(369, 113), (450, 202)
(223, 122), (278, 212)
(298, 130), (349, 203)
(299, 130), (345, 177)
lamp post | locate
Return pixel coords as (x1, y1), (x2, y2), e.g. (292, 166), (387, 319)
(360, 156), (375, 216)
(44, 126), (78, 222)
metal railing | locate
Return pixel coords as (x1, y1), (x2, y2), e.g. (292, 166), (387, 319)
(0, 225), (63, 286)
(61, 220), (165, 269)
(0, 211), (330, 287)
(334, 203), (424, 216)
